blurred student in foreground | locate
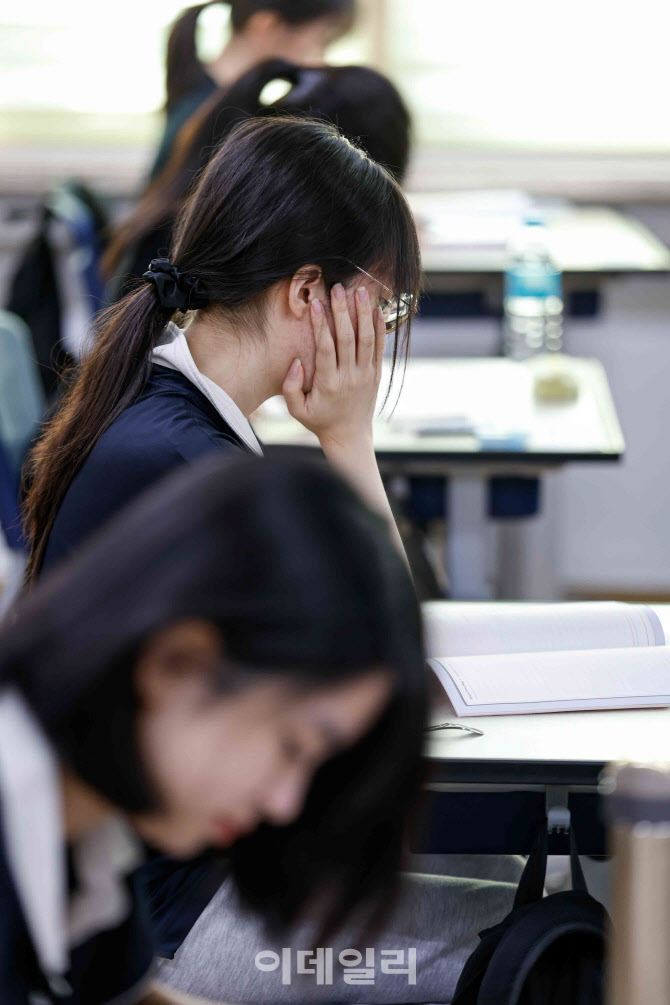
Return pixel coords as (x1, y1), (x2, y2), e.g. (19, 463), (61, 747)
(0, 455), (426, 1003)
(155, 0), (356, 178)
(104, 58), (411, 297)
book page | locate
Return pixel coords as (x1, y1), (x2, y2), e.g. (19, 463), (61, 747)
(423, 602), (665, 659)
(428, 646), (670, 717)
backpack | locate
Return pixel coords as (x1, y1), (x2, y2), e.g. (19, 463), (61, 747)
(452, 820), (608, 1005)
(6, 181), (109, 398)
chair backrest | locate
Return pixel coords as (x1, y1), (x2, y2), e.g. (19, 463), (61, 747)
(0, 309), (46, 483)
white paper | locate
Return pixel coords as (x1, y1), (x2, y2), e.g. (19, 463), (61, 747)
(428, 645), (670, 717)
(423, 602), (665, 659)
(380, 359), (533, 441)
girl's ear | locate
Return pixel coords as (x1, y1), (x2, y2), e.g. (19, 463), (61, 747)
(288, 266), (327, 320)
(135, 619), (224, 709)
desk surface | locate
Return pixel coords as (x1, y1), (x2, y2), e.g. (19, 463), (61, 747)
(409, 197), (670, 277)
(424, 604), (670, 786)
(253, 357), (625, 468)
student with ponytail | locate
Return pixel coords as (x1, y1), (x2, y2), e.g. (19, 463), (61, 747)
(104, 57), (411, 294)
(24, 115), (418, 585)
(154, 0), (356, 178)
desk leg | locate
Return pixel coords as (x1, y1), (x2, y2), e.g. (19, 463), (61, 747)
(446, 475), (494, 599)
(496, 472), (560, 601)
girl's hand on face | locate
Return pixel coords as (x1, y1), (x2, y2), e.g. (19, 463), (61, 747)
(283, 283), (409, 563)
(282, 284), (386, 451)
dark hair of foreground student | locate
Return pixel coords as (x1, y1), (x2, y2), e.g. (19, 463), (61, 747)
(3, 456), (428, 936)
(103, 57), (412, 284)
(166, 0), (356, 113)
(23, 116), (421, 583)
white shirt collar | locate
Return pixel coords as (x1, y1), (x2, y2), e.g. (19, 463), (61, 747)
(0, 688), (142, 987)
(151, 323), (263, 457)
(68, 815), (142, 949)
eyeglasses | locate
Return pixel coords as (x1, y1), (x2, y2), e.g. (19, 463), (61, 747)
(353, 266), (415, 335)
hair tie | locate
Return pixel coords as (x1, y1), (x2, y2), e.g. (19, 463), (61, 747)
(143, 258), (209, 312)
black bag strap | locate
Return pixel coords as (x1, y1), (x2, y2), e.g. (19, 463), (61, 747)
(569, 826), (588, 893)
(514, 820), (548, 908)
(514, 816), (588, 909)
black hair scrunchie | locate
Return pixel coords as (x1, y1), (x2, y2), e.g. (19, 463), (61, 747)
(143, 258), (209, 312)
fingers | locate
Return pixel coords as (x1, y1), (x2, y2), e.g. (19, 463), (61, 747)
(282, 357), (306, 420)
(355, 286), (375, 368)
(312, 298), (336, 377)
(330, 283), (356, 371)
(374, 304), (386, 378)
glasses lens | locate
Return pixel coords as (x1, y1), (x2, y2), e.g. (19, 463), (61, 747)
(384, 294), (413, 333)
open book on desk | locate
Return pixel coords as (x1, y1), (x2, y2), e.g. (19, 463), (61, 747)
(424, 602), (670, 717)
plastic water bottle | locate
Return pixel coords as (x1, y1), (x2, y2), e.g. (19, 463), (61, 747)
(503, 217), (563, 360)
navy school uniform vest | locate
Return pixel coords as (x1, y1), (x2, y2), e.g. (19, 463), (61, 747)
(43, 365), (252, 571)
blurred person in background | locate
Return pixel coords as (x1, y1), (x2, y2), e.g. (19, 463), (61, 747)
(104, 58), (411, 298)
(0, 454), (427, 1003)
(155, 0), (356, 179)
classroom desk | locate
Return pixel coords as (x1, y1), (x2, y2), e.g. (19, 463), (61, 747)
(414, 604), (670, 856)
(252, 356), (624, 598)
(408, 198), (670, 295)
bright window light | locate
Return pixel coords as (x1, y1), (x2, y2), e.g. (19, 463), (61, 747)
(1, 0), (669, 151)
(385, 0), (670, 150)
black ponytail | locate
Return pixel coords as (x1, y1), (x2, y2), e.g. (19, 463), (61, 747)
(23, 285), (173, 583)
(165, 2), (224, 113)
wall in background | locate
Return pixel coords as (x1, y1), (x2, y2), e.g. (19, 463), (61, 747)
(558, 205), (670, 596)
